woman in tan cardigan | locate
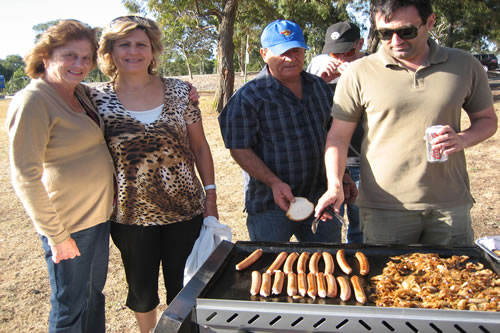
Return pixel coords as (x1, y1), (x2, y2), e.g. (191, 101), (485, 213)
(6, 20), (115, 333)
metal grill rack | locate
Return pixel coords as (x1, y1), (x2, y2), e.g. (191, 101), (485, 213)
(196, 298), (500, 333)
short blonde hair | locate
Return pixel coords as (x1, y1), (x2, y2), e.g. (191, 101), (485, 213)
(98, 16), (163, 78)
(24, 20), (98, 79)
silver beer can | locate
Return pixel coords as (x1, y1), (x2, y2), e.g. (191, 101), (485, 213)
(425, 125), (448, 163)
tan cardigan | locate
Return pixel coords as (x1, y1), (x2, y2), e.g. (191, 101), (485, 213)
(6, 79), (115, 245)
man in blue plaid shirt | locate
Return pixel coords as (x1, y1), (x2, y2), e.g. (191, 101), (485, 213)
(219, 20), (356, 242)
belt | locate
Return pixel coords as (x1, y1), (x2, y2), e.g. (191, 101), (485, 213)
(347, 157), (360, 166)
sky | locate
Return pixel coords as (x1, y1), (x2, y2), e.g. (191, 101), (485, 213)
(0, 0), (131, 59)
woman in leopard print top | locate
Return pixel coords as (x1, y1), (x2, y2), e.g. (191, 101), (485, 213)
(90, 16), (217, 333)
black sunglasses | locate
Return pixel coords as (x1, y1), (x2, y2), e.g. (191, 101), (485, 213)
(109, 15), (153, 28)
(376, 23), (424, 41)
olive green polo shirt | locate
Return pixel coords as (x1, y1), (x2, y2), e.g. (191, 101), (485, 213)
(332, 38), (493, 210)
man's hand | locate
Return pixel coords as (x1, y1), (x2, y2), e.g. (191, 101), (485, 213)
(185, 81), (200, 105)
(271, 181), (295, 211)
(430, 125), (465, 156)
(314, 186), (345, 221)
(50, 237), (81, 264)
(342, 173), (358, 204)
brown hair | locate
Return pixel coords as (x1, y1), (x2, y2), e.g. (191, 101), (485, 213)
(98, 16), (163, 78)
(24, 20), (98, 79)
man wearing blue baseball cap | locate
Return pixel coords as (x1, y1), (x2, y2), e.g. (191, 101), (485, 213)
(219, 20), (356, 243)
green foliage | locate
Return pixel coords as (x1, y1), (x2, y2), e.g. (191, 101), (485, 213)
(0, 55), (24, 81)
(432, 0), (499, 51)
(5, 67), (30, 95)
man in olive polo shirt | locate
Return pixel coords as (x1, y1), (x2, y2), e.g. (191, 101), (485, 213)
(315, 0), (497, 246)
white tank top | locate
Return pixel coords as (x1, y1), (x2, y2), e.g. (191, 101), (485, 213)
(126, 104), (164, 124)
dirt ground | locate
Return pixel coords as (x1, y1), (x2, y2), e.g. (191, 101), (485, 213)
(0, 72), (498, 332)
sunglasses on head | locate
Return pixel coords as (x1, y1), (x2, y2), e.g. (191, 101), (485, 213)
(109, 15), (153, 28)
(376, 23), (424, 41)
(330, 48), (356, 58)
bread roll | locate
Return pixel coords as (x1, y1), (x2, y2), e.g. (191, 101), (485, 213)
(286, 197), (314, 221)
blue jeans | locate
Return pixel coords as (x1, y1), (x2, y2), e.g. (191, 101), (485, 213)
(247, 208), (342, 243)
(345, 166), (363, 243)
(41, 221), (110, 333)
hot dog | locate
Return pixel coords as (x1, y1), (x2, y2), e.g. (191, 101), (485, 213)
(283, 252), (299, 274)
(236, 248), (263, 271)
(308, 252), (321, 274)
(307, 272), (317, 299)
(316, 272), (327, 298)
(336, 275), (351, 301)
(287, 272), (298, 296)
(351, 275), (367, 304)
(297, 252), (310, 274)
(336, 249), (352, 275)
(250, 270), (261, 296)
(260, 272), (271, 297)
(355, 251), (370, 276)
(298, 272), (307, 296)
(325, 273), (337, 298)
(272, 270), (285, 295)
(322, 251), (334, 275)
(266, 251), (288, 274)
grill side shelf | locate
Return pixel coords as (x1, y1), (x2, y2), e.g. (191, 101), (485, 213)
(155, 240), (234, 333)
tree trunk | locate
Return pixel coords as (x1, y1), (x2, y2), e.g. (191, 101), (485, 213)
(181, 42), (193, 79)
(447, 22), (454, 48)
(213, 0), (238, 113)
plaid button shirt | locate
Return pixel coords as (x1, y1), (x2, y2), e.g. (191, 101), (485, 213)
(219, 66), (333, 213)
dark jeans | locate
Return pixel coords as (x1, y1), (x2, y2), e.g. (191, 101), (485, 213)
(41, 221), (110, 333)
(247, 208), (342, 243)
(345, 166), (363, 243)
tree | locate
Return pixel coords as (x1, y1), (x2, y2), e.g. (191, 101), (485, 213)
(33, 20), (61, 42)
(1, 55), (24, 81)
(5, 67), (29, 94)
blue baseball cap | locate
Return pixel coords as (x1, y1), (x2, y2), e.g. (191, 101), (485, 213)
(261, 20), (309, 55)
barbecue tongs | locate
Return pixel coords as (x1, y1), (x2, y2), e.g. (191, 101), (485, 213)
(311, 205), (344, 234)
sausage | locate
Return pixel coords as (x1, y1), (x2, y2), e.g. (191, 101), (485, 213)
(236, 248), (263, 271)
(322, 251), (335, 275)
(336, 275), (351, 302)
(316, 272), (327, 298)
(307, 272), (317, 299)
(287, 272), (298, 296)
(297, 252), (310, 274)
(266, 251), (288, 274)
(355, 251), (370, 276)
(283, 252), (299, 274)
(250, 271), (261, 296)
(297, 272), (307, 296)
(260, 272), (271, 297)
(308, 252), (321, 274)
(336, 249), (352, 275)
(272, 270), (285, 295)
(325, 273), (337, 298)
(351, 275), (367, 304)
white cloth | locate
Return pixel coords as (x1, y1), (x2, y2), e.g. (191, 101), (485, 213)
(183, 216), (232, 286)
(306, 54), (340, 84)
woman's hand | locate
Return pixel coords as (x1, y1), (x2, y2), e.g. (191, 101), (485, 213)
(50, 237), (81, 263)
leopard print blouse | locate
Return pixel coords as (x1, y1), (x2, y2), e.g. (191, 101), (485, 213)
(90, 78), (205, 225)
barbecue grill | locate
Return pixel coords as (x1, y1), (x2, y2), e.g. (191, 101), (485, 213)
(155, 241), (500, 333)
